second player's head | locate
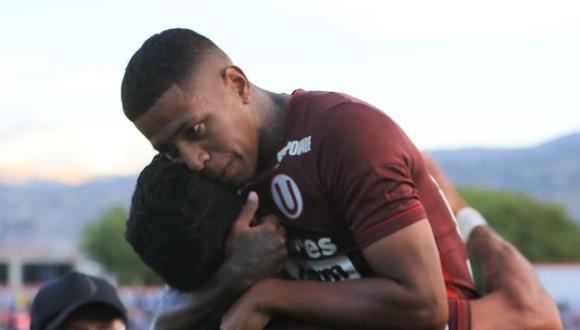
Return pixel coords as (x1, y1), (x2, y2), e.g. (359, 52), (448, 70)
(126, 155), (244, 291)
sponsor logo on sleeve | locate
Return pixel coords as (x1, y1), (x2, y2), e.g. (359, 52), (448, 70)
(277, 136), (312, 163)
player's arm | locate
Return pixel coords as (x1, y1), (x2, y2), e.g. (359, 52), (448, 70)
(222, 218), (448, 330)
(153, 267), (247, 329)
(423, 153), (562, 330)
(152, 193), (287, 329)
(222, 104), (452, 329)
(468, 226), (562, 330)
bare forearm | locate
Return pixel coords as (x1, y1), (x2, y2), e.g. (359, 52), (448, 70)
(222, 220), (447, 330)
(154, 195), (288, 329)
(468, 226), (562, 330)
(256, 278), (447, 330)
(153, 264), (246, 329)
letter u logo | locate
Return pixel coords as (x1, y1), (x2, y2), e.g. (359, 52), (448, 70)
(271, 174), (303, 219)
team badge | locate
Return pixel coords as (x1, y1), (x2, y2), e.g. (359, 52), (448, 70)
(271, 174), (303, 219)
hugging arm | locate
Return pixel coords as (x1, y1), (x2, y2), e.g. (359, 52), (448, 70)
(152, 193), (287, 329)
(423, 153), (562, 330)
(222, 219), (448, 330)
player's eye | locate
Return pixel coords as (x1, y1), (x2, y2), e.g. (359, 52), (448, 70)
(184, 123), (206, 141)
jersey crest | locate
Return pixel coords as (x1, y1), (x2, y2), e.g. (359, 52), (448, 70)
(271, 174), (303, 219)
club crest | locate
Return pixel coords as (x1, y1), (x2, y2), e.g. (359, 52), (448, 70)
(271, 174), (303, 219)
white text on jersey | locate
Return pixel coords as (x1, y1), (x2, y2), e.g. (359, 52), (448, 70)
(289, 237), (338, 259)
(277, 136), (312, 163)
(285, 255), (362, 282)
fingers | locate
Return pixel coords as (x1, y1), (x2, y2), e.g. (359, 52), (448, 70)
(260, 215), (280, 230)
(234, 191), (259, 230)
(220, 301), (238, 330)
(226, 192), (259, 253)
(261, 215), (286, 240)
(251, 215), (287, 259)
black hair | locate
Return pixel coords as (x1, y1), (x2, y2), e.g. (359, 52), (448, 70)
(121, 28), (220, 121)
(126, 155), (243, 291)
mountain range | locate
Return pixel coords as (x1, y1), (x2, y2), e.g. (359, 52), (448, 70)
(0, 176), (137, 247)
(1, 131), (578, 246)
(431, 131), (580, 222)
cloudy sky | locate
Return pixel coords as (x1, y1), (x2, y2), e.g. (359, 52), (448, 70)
(1, 0), (579, 183)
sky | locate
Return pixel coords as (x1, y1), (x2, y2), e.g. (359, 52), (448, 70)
(1, 0), (579, 183)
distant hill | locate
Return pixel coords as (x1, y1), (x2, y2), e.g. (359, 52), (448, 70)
(0, 176), (137, 246)
(0, 131), (578, 246)
(431, 131), (580, 222)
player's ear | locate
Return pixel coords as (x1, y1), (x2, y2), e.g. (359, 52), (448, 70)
(223, 65), (252, 104)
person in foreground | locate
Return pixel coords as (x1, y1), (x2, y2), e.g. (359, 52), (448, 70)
(127, 155), (291, 329)
(121, 28), (560, 329)
(30, 271), (127, 330)
(122, 27), (473, 330)
(128, 155), (561, 330)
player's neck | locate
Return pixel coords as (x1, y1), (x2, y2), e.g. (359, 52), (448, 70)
(252, 86), (291, 174)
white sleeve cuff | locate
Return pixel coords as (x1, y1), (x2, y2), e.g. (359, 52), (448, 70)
(456, 207), (488, 242)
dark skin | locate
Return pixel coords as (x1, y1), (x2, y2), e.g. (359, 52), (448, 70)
(222, 220), (447, 330)
(59, 304), (125, 330)
(129, 40), (563, 328)
(423, 154), (563, 330)
(154, 192), (287, 329)
(146, 153), (564, 330)
(133, 51), (448, 330)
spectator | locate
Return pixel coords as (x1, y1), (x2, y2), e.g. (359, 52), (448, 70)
(30, 271), (127, 330)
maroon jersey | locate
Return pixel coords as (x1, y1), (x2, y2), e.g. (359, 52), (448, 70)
(253, 90), (477, 329)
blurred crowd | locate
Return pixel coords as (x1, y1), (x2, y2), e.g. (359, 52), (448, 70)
(118, 286), (164, 330)
(1, 284), (579, 329)
(559, 301), (580, 330)
(0, 285), (163, 330)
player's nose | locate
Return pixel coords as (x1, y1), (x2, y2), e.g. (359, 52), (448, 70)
(176, 142), (210, 172)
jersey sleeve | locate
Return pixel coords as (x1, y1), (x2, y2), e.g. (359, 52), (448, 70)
(317, 101), (428, 249)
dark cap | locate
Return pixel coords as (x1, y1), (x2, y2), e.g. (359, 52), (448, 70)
(30, 271), (127, 330)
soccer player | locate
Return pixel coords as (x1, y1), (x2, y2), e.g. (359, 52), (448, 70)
(127, 155), (301, 328)
(121, 28), (560, 329)
(128, 155), (561, 330)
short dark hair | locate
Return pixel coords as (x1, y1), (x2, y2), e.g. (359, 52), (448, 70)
(126, 155), (243, 291)
(121, 28), (220, 121)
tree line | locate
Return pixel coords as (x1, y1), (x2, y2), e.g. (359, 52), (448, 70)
(82, 188), (580, 285)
